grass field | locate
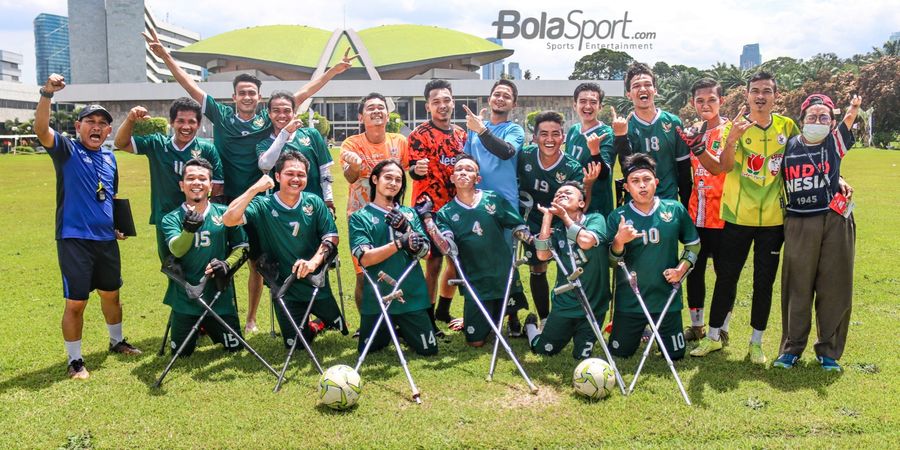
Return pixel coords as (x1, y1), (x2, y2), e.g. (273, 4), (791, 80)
(0, 148), (897, 449)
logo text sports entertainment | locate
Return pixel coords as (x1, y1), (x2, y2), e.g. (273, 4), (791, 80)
(492, 10), (656, 51)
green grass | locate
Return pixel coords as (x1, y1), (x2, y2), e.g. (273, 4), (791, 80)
(0, 148), (898, 448)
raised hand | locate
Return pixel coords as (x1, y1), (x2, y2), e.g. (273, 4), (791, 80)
(849, 94), (862, 109)
(182, 206), (204, 233)
(583, 161), (602, 184)
(332, 47), (361, 74)
(341, 151), (363, 169)
(586, 133), (607, 155)
(413, 158), (429, 177)
(128, 106), (150, 122)
(44, 73), (66, 93)
(141, 27), (169, 59)
(611, 107), (631, 136)
(386, 206), (410, 233)
(462, 104), (487, 134)
(613, 215), (642, 245)
(728, 106), (755, 141)
(252, 174), (275, 193)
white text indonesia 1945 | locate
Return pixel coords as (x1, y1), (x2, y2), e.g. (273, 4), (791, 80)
(492, 10), (654, 51)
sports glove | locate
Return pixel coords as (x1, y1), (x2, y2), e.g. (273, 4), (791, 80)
(395, 231), (428, 258)
(512, 227), (534, 244)
(413, 196), (434, 219)
(208, 258), (230, 291)
(182, 208), (204, 233)
(385, 207), (410, 233)
(677, 122), (708, 156)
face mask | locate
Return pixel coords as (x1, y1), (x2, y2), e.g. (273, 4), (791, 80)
(802, 123), (830, 143)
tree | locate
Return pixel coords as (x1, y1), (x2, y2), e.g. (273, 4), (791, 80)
(659, 71), (696, 114)
(523, 70), (532, 80)
(855, 56), (900, 133)
(298, 110), (331, 137)
(570, 48), (634, 80)
(872, 40), (900, 58)
(704, 63), (747, 91)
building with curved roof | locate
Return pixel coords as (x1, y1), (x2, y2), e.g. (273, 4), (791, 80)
(173, 24), (513, 81)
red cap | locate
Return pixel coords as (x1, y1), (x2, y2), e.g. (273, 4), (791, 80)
(801, 94), (835, 112)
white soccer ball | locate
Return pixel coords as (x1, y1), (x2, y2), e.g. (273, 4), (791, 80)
(317, 365), (362, 410)
(573, 358), (616, 400)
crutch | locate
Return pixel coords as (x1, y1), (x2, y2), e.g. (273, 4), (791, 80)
(628, 266), (693, 396)
(447, 254), (538, 393)
(617, 261), (692, 405)
(158, 311), (172, 356)
(333, 255), (346, 323)
(355, 261), (423, 404)
(486, 240), (528, 381)
(549, 244), (627, 396)
(255, 255), (324, 385)
(272, 266), (329, 392)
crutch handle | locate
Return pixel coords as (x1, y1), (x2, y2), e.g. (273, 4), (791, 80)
(383, 290), (405, 303)
(567, 267), (584, 282)
(553, 283), (576, 295)
(514, 257), (528, 267)
(378, 271), (398, 286)
(447, 278), (464, 286)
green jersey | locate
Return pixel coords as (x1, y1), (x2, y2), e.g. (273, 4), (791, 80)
(517, 145), (584, 229)
(550, 213), (611, 318)
(131, 133), (223, 225)
(604, 198), (699, 314)
(435, 190), (525, 301)
(255, 128), (333, 199)
(349, 204), (429, 316)
(622, 109), (690, 200)
(565, 122), (614, 216)
(243, 192), (338, 303)
(160, 202), (248, 316)
(203, 95), (272, 198)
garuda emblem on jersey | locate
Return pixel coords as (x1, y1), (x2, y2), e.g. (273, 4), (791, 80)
(303, 204), (314, 216)
(662, 122), (672, 133)
(253, 116), (265, 128)
(451, 213), (460, 222)
(371, 216), (380, 225)
(555, 171), (567, 183)
(299, 136), (311, 147)
(485, 203), (496, 215)
(524, 163), (533, 173)
(211, 215), (224, 226)
(191, 148), (201, 159)
(271, 209), (280, 217)
(660, 211), (673, 222)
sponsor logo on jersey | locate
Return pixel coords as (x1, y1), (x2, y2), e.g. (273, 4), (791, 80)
(191, 149), (201, 159)
(544, 343), (554, 352)
(661, 122), (672, 133)
(555, 171), (567, 183)
(768, 154), (783, 176)
(745, 137), (752, 145)
(746, 153), (765, 176)
(777, 134), (786, 145)
(452, 213), (460, 221)
(271, 209), (279, 217)
(371, 216), (380, 225)
(299, 136), (311, 147)
(558, 239), (566, 248)
(303, 204), (314, 216)
(660, 211), (673, 222)
(439, 154), (459, 166)
(524, 163), (533, 172)
(485, 203), (496, 215)
(211, 215), (223, 226)
(241, 131), (249, 136)
(712, 140), (721, 150)
(253, 116), (265, 128)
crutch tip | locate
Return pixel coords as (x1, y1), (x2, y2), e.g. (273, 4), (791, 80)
(529, 387), (539, 395)
(485, 375), (493, 382)
(413, 394), (422, 404)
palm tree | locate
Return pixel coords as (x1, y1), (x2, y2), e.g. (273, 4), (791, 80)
(872, 40), (900, 57)
(704, 63), (746, 91)
(659, 71), (696, 113)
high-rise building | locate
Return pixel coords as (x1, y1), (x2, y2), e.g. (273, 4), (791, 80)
(740, 44), (761, 71)
(507, 62), (522, 80)
(482, 37), (506, 80)
(34, 13), (71, 85)
(68, 0), (202, 84)
(0, 50), (23, 83)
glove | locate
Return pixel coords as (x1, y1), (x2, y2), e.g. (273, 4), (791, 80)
(677, 122), (708, 156)
(414, 196), (434, 219)
(513, 228), (534, 244)
(395, 231), (428, 258)
(385, 207), (410, 233)
(182, 208), (204, 233)
(209, 258), (230, 291)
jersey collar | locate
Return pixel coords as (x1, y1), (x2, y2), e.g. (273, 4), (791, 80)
(581, 122), (605, 136)
(537, 151), (565, 171)
(181, 202), (211, 218)
(274, 192), (302, 210)
(633, 109), (662, 127)
(627, 197), (660, 217)
(170, 137), (196, 152)
(453, 190), (483, 210)
(367, 202), (395, 215)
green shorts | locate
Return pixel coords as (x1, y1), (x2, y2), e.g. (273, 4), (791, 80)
(358, 308), (438, 356)
(608, 311), (685, 360)
(169, 311), (243, 356)
(530, 312), (605, 359)
(463, 294), (526, 343)
(274, 292), (348, 349)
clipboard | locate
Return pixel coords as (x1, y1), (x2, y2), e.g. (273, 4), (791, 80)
(114, 198), (137, 237)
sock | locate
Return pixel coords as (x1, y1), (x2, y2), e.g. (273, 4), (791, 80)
(511, 291), (527, 309)
(435, 296), (453, 320)
(65, 340), (83, 363)
(750, 328), (764, 345)
(707, 327), (720, 341)
(524, 322), (539, 344)
(427, 306), (438, 331)
(529, 272), (550, 319)
(107, 322), (123, 346)
(689, 308), (704, 327)
(722, 311), (732, 332)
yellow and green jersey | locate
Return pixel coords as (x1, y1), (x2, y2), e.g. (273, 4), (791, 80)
(565, 122), (614, 216)
(720, 114), (799, 226)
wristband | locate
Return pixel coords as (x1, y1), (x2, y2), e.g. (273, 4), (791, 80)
(679, 248), (698, 266)
(566, 223), (584, 241)
(691, 144), (707, 156)
(40, 88), (54, 99)
(534, 237), (551, 251)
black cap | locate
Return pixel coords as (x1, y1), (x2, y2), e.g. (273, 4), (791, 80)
(77, 104), (113, 124)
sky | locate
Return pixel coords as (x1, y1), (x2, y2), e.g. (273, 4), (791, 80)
(3, 0), (899, 85)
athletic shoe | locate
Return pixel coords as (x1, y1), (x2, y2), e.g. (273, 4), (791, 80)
(308, 319), (325, 335)
(524, 313), (539, 329)
(683, 325), (706, 342)
(641, 325), (652, 343)
(690, 336), (723, 357)
(773, 353), (799, 369)
(720, 330), (730, 347)
(817, 356), (842, 372)
(507, 314), (523, 338)
(447, 317), (464, 332)
(434, 328), (446, 339)
(67, 359), (89, 380)
(109, 339), (142, 355)
(748, 342), (767, 365)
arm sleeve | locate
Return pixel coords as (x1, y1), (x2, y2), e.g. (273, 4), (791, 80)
(131, 133), (162, 156)
(227, 222), (249, 249)
(161, 211), (193, 258)
(202, 94), (225, 125)
(478, 128), (517, 160)
(614, 135), (633, 170)
(677, 203), (700, 246)
(348, 212), (373, 256)
(258, 130), (289, 172)
(677, 158), (693, 209)
(496, 195), (527, 230)
(833, 121), (855, 159)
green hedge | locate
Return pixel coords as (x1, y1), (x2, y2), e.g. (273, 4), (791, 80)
(133, 117), (169, 136)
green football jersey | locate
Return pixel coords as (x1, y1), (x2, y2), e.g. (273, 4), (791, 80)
(348, 203), (429, 316)
(549, 213), (611, 318)
(565, 122), (614, 216)
(517, 145), (584, 229)
(604, 198), (699, 314)
(243, 192), (338, 303)
(160, 202), (248, 316)
(255, 128), (333, 199)
(435, 190), (525, 301)
(203, 95), (272, 198)
(622, 109), (690, 200)
(132, 133), (223, 225)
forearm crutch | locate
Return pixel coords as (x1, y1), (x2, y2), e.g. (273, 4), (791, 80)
(273, 271), (326, 392)
(549, 244), (627, 395)
(617, 261), (691, 405)
(486, 240), (528, 381)
(448, 256), (538, 394)
(355, 261), (423, 404)
(628, 266), (693, 396)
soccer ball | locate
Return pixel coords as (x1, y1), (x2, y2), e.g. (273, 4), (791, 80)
(573, 358), (616, 400)
(317, 365), (362, 410)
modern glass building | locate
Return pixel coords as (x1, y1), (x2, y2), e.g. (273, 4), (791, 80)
(740, 44), (761, 71)
(34, 13), (71, 84)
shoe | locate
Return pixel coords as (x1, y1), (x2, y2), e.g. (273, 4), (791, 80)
(641, 325), (652, 343)
(690, 336), (723, 357)
(748, 342), (767, 365)
(67, 359), (89, 380)
(308, 319), (325, 335)
(817, 356), (842, 372)
(683, 325), (706, 342)
(773, 353), (799, 369)
(720, 330), (730, 347)
(447, 317), (464, 332)
(352, 329), (360, 339)
(507, 314), (523, 338)
(434, 328), (446, 339)
(524, 313), (539, 330)
(109, 339), (142, 355)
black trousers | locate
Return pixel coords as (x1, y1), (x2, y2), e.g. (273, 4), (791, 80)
(708, 222), (784, 331)
(686, 227), (723, 310)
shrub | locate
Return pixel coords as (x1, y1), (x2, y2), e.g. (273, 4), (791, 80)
(132, 117), (169, 136)
(297, 111), (331, 138)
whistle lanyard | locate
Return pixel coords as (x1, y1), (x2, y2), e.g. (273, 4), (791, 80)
(89, 150), (109, 202)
